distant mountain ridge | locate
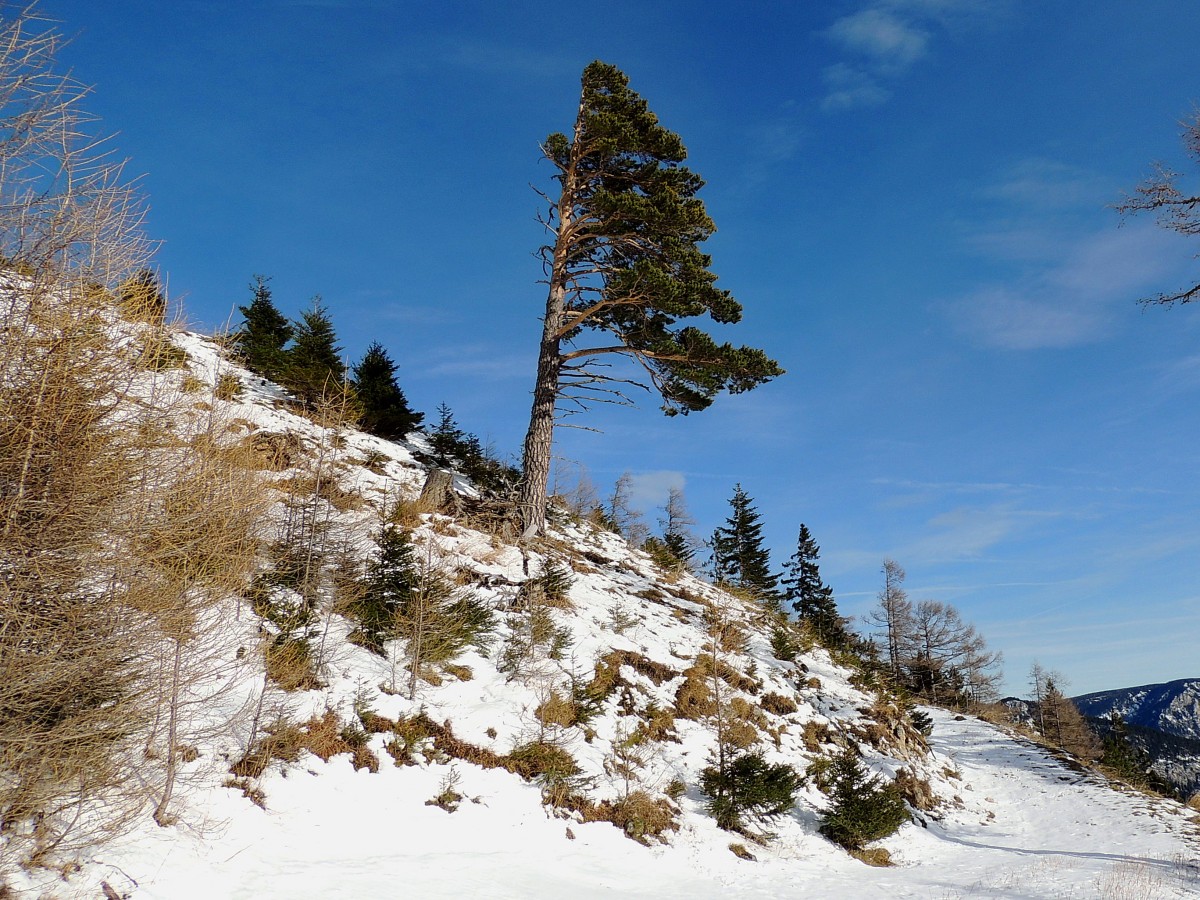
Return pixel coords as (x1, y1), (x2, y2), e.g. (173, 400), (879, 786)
(1073, 678), (1200, 799)
(1072, 678), (1200, 742)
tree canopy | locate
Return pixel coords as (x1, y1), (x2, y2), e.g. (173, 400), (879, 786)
(518, 61), (783, 535)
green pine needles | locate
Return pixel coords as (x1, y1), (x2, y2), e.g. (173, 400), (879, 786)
(818, 747), (909, 851)
(700, 751), (800, 832)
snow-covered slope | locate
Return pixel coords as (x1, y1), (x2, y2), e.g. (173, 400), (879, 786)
(8, 329), (1200, 899)
(1075, 679), (1200, 742)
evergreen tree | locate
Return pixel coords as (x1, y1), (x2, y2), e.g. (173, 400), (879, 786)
(427, 403), (481, 468)
(351, 341), (423, 440)
(348, 524), (419, 654)
(818, 747), (909, 850)
(285, 297), (346, 407)
(709, 484), (780, 605)
(700, 751), (800, 832)
(518, 61), (783, 536)
(425, 403), (518, 494)
(1100, 711), (1154, 787)
(782, 524), (845, 646)
(236, 274), (292, 380)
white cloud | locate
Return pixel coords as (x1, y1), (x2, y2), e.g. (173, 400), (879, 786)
(821, 0), (1004, 110)
(626, 470), (686, 512)
(948, 222), (1189, 350)
(828, 8), (930, 71)
(820, 64), (890, 111)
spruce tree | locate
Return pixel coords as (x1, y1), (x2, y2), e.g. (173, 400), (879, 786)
(285, 297), (346, 407)
(351, 341), (423, 440)
(349, 524), (419, 654)
(1100, 712), (1153, 787)
(709, 484), (780, 605)
(819, 747), (909, 850)
(782, 524), (845, 647)
(236, 275), (292, 380)
(518, 61), (783, 536)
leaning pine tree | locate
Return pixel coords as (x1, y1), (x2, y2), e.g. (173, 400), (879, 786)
(518, 61), (783, 535)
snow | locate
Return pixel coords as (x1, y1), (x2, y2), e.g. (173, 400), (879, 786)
(71, 709), (1197, 899)
(8, 330), (1200, 899)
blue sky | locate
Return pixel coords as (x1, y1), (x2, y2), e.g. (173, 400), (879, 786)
(45, 0), (1200, 695)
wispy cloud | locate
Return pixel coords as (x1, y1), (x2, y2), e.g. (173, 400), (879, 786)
(820, 64), (891, 112)
(821, 0), (1005, 111)
(948, 222), (1187, 350)
(421, 344), (529, 379)
(739, 104), (807, 185)
(979, 158), (1107, 211)
(828, 8), (931, 73)
(627, 470), (686, 512)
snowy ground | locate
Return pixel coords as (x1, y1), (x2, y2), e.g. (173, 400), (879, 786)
(70, 710), (1197, 899)
(11, 330), (1199, 899)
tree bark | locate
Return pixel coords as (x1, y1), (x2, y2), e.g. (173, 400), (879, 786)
(518, 105), (585, 537)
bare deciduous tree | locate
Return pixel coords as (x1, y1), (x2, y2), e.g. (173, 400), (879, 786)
(866, 559), (914, 682)
(0, 2), (160, 864)
(1117, 111), (1200, 306)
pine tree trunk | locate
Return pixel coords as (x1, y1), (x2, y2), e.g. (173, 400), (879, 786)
(518, 105), (584, 538)
(518, 328), (561, 538)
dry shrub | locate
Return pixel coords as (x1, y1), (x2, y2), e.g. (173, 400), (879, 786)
(702, 606), (748, 654)
(592, 650), (678, 694)
(231, 719), (306, 778)
(275, 474), (363, 512)
(506, 741), (579, 781)
(588, 791), (677, 845)
(725, 698), (765, 749)
(389, 495), (437, 528)
(383, 716), (436, 767)
(674, 653), (760, 720)
(214, 372), (243, 401)
(894, 767), (937, 811)
(631, 704), (677, 743)
(536, 691), (579, 728)
(241, 431), (304, 470)
(360, 711), (398, 734)
(298, 710), (349, 761)
(803, 676), (822, 690)
(851, 848), (892, 867)
(728, 843), (756, 860)
(232, 710), (382, 779)
(223, 777), (266, 809)
(264, 639), (321, 692)
(674, 665), (717, 719)
(802, 720), (833, 752)
(760, 692), (799, 716)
